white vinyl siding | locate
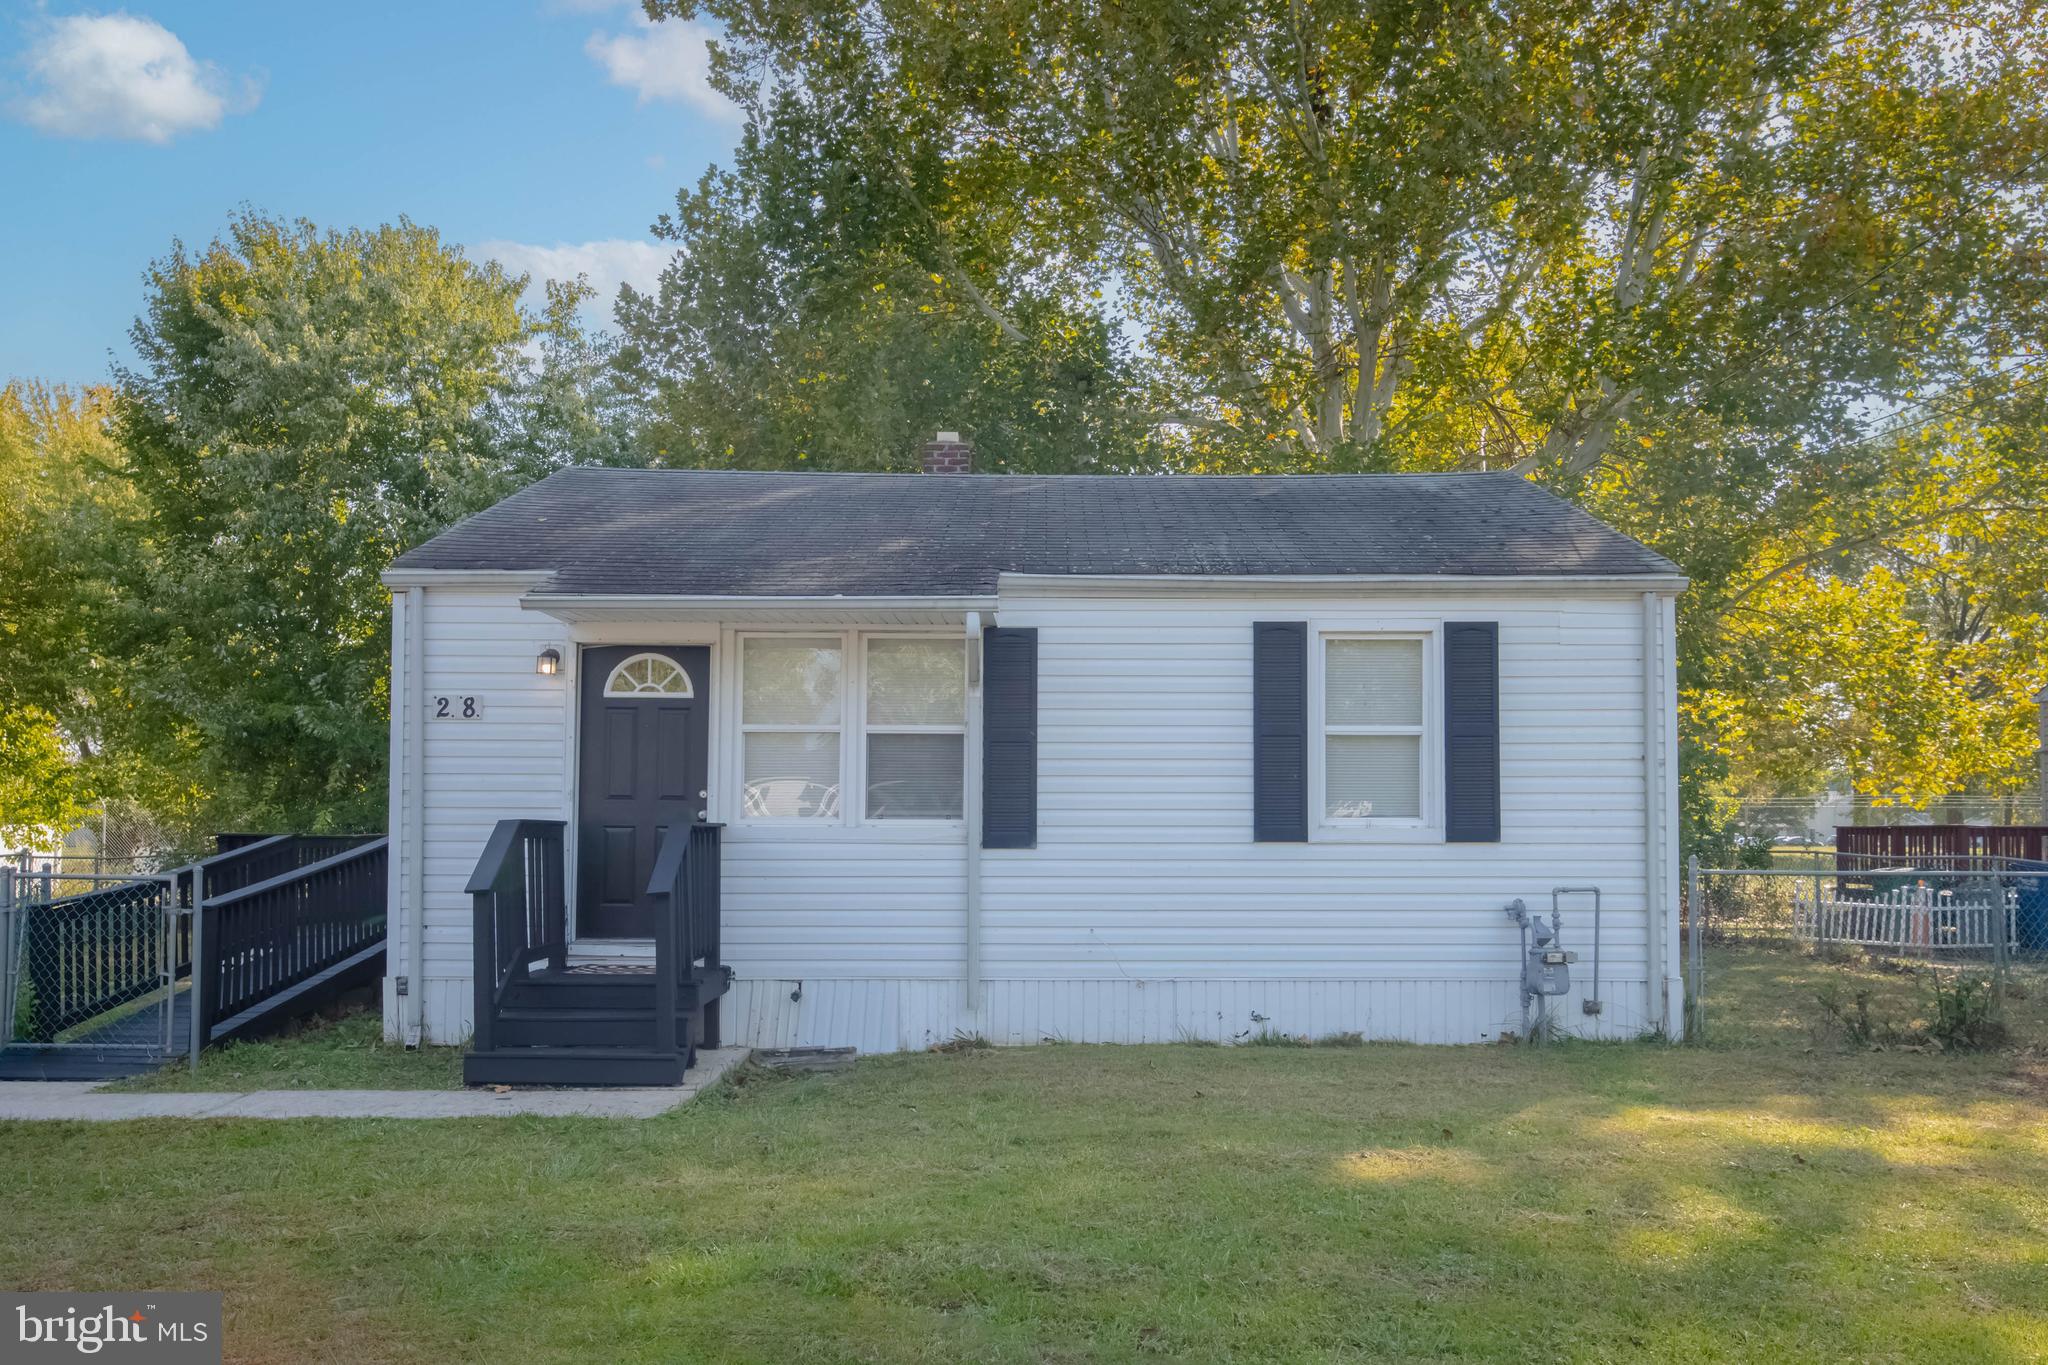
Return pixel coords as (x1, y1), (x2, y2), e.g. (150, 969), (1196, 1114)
(974, 587), (1658, 1041)
(386, 580), (1674, 1048)
(384, 588), (575, 1042)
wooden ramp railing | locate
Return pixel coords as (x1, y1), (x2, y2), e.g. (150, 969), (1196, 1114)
(12, 877), (181, 1043)
(4, 833), (388, 1066)
(192, 837), (389, 1045)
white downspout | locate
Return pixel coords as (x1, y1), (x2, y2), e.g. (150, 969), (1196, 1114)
(1642, 591), (1677, 1039)
(1659, 592), (1685, 1037)
(963, 612), (984, 1014)
(406, 585), (428, 1045)
(382, 592), (407, 1042)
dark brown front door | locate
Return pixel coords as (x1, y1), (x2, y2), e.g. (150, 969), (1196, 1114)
(577, 645), (710, 939)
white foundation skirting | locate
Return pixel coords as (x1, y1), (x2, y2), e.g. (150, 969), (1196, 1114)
(387, 974), (1657, 1051)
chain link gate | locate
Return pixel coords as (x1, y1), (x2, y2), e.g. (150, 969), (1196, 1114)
(1, 862), (187, 1058)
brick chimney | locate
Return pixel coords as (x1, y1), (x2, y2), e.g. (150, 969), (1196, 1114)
(921, 430), (973, 474)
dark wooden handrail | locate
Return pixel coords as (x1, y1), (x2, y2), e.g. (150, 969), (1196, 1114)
(15, 835), (385, 1048)
(647, 823), (723, 1056)
(176, 833), (379, 907)
(207, 839), (389, 909)
(467, 820), (567, 1056)
(193, 836), (388, 1045)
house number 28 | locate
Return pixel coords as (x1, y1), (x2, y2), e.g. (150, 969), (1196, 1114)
(433, 696), (483, 719)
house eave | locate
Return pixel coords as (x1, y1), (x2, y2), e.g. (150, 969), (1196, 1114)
(519, 592), (1001, 625)
(995, 571), (1690, 597)
(381, 568), (558, 590)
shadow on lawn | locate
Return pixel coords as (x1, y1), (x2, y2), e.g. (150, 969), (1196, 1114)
(598, 1043), (2048, 1361)
(4, 1023), (2046, 1361)
(1301, 1065), (2047, 1360)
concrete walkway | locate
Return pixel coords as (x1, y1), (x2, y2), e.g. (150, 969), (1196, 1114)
(0, 1047), (749, 1121)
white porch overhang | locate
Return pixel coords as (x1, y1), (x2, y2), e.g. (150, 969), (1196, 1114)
(517, 593), (998, 627)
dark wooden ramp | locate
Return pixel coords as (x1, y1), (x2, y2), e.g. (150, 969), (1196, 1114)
(3, 834), (389, 1084)
(0, 993), (190, 1081)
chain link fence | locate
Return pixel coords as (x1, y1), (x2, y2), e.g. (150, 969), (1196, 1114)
(1683, 857), (2048, 1050)
(8, 799), (196, 884)
(1, 867), (185, 1051)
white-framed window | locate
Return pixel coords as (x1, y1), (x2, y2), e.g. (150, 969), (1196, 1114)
(864, 636), (966, 820)
(603, 652), (694, 697)
(739, 636), (844, 818)
(737, 632), (967, 825)
(1318, 632), (1432, 827)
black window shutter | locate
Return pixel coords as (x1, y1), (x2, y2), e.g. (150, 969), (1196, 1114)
(1252, 621), (1309, 842)
(982, 626), (1038, 849)
(1444, 621), (1501, 843)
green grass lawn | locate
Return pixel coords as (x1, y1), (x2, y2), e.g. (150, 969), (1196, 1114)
(105, 1010), (463, 1092)
(1700, 941), (2048, 1050)
(7, 949), (2047, 1362)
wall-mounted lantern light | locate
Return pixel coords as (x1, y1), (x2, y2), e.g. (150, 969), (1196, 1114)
(536, 647), (562, 677)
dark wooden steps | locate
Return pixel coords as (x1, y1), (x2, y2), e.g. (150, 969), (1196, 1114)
(463, 1046), (689, 1087)
(465, 820), (728, 1089)
(466, 963), (732, 1088)
(495, 1004), (701, 1049)
(499, 964), (726, 1012)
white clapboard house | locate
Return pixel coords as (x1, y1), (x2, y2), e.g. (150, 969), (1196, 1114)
(381, 436), (1687, 1084)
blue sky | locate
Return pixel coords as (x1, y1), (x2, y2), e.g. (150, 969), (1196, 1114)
(0, 1), (739, 384)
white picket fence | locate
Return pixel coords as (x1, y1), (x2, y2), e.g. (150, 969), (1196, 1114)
(1792, 883), (2018, 953)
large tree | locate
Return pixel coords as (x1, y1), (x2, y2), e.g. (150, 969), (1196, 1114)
(617, 89), (1142, 471)
(1679, 407), (2048, 829)
(0, 383), (136, 845)
(649, 0), (2047, 474)
(110, 212), (627, 833)
(642, 0), (2048, 839)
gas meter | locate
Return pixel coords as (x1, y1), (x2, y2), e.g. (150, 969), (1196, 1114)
(1505, 899), (1577, 1042)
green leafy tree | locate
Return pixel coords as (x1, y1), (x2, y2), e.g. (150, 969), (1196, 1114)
(111, 212), (616, 833)
(650, 0), (2046, 475)
(496, 279), (651, 470)
(645, 0), (2048, 841)
(1682, 409), (2048, 826)
(0, 383), (136, 845)
(615, 81), (1142, 470)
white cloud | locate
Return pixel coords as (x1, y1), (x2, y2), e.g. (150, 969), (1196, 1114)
(11, 11), (259, 143)
(584, 13), (733, 120)
(478, 238), (671, 324)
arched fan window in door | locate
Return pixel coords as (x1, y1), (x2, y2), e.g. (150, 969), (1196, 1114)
(602, 653), (694, 698)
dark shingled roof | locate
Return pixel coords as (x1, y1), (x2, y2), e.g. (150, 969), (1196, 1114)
(390, 468), (1680, 596)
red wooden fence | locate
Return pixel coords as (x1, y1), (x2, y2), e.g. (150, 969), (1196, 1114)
(1836, 825), (2048, 871)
